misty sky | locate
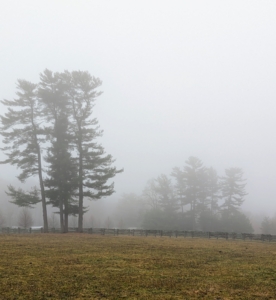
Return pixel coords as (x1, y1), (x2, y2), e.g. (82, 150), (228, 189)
(1, 1), (276, 214)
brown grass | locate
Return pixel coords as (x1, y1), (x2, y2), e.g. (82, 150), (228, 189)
(0, 234), (276, 299)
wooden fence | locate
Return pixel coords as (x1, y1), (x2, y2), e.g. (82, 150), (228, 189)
(0, 227), (275, 242)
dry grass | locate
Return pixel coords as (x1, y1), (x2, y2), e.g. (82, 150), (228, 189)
(0, 234), (276, 299)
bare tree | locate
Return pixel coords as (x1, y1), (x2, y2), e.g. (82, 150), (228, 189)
(117, 218), (126, 229)
(104, 216), (114, 229)
(115, 193), (145, 228)
(18, 208), (33, 229)
(142, 179), (159, 209)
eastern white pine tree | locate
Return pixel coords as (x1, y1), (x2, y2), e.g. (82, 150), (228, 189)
(39, 70), (78, 232)
(171, 167), (186, 213)
(220, 168), (247, 215)
(206, 167), (220, 214)
(66, 71), (123, 232)
(0, 80), (49, 231)
(183, 156), (205, 229)
(154, 174), (179, 213)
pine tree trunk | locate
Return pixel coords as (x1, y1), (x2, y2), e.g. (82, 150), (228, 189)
(36, 139), (48, 233)
(59, 201), (64, 233)
(64, 199), (68, 233)
(78, 145), (83, 233)
(64, 211), (68, 233)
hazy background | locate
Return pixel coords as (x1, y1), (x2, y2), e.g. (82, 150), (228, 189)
(1, 1), (276, 224)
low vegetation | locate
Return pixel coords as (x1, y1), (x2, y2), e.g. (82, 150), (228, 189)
(0, 234), (276, 299)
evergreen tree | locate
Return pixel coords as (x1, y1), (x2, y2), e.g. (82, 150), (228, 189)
(219, 211), (253, 233)
(0, 80), (48, 231)
(38, 70), (78, 232)
(196, 167), (209, 213)
(66, 71), (123, 232)
(1, 70), (122, 233)
(44, 118), (79, 233)
(206, 167), (220, 214)
(220, 168), (247, 216)
(155, 174), (179, 213)
(198, 167), (221, 231)
(142, 179), (159, 209)
(260, 216), (274, 234)
(183, 156), (205, 229)
(171, 167), (186, 213)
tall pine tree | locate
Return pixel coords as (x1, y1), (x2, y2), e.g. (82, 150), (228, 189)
(220, 168), (247, 216)
(0, 80), (49, 231)
(39, 70), (78, 232)
(183, 156), (205, 230)
(66, 71), (123, 232)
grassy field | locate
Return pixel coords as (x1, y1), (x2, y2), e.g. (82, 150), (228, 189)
(0, 234), (276, 299)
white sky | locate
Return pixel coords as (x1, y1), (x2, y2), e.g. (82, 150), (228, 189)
(1, 1), (276, 214)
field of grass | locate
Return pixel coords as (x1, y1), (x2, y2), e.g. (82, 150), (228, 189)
(0, 234), (276, 299)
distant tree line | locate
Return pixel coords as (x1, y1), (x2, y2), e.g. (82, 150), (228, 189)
(112, 157), (253, 233)
(0, 70), (122, 233)
(142, 157), (252, 232)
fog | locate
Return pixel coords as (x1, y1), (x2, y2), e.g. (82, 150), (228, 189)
(1, 1), (276, 224)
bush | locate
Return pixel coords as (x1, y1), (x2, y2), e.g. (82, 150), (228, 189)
(219, 211), (254, 233)
(198, 210), (220, 232)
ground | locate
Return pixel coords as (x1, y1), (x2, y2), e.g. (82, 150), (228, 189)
(0, 233), (276, 299)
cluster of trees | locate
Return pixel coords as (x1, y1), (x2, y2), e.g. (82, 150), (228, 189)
(261, 216), (276, 234)
(0, 70), (122, 233)
(142, 157), (252, 232)
(100, 157), (252, 233)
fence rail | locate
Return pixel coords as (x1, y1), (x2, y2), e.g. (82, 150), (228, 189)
(0, 227), (275, 242)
